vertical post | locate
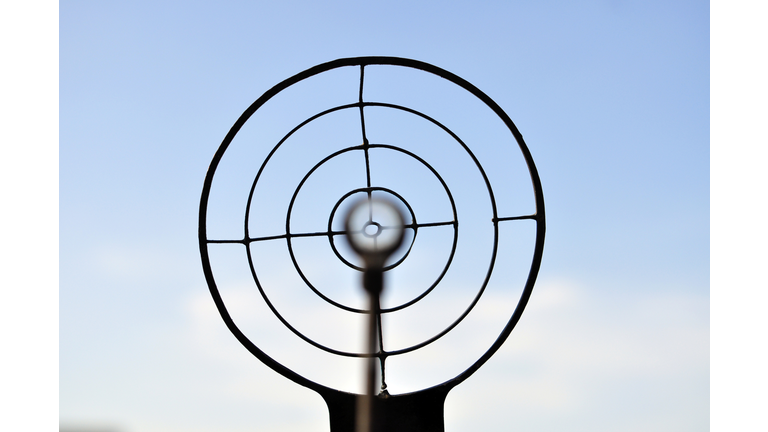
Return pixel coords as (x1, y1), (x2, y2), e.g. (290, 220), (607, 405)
(357, 269), (383, 432)
(344, 197), (406, 432)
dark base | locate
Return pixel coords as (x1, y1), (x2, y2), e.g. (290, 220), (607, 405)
(320, 386), (451, 432)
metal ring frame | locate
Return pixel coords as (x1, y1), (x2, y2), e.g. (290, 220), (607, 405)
(199, 56), (546, 396)
(326, 187), (419, 276)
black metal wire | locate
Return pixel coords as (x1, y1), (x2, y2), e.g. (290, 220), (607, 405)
(199, 57), (546, 395)
(243, 142), (460, 357)
(244, 103), (471, 358)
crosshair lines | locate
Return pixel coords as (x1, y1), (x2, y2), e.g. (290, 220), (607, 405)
(205, 64), (537, 393)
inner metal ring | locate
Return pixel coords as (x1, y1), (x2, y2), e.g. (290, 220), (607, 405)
(278, 137), (461, 315)
(327, 187), (417, 275)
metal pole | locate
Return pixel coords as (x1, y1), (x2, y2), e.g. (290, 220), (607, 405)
(357, 269), (382, 432)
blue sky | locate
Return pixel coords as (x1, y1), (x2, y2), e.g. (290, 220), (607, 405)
(55, 1), (710, 431)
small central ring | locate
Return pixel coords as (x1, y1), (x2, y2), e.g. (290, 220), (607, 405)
(327, 187), (418, 274)
(363, 221), (382, 238)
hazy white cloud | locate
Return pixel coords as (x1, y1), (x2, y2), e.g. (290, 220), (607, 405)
(447, 279), (708, 431)
(175, 278), (708, 432)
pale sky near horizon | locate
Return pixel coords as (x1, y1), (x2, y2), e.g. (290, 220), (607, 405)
(56, 1), (711, 431)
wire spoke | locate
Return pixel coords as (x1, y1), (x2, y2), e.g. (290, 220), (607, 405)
(494, 214), (538, 222)
(217, 218), (456, 245)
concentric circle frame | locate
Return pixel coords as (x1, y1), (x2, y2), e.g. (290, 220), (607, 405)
(198, 56), (546, 397)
